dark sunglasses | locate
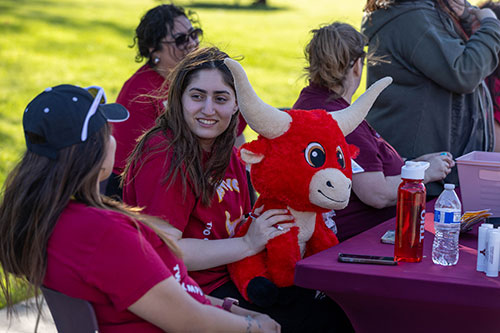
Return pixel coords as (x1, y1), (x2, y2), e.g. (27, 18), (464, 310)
(163, 28), (203, 48)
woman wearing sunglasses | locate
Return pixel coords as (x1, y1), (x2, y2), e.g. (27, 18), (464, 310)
(106, 4), (203, 197)
(0, 84), (279, 332)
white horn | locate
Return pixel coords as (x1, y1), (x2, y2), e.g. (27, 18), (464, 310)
(224, 58), (291, 139)
(330, 77), (392, 135)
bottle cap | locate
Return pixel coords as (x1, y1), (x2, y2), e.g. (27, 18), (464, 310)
(444, 183), (455, 190)
(401, 161), (430, 180)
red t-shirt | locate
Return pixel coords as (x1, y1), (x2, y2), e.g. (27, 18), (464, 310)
(44, 201), (210, 333)
(113, 64), (168, 174)
(293, 83), (404, 241)
(123, 132), (251, 293)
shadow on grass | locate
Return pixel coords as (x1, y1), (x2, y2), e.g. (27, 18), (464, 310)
(183, 1), (289, 11)
(0, 0), (133, 38)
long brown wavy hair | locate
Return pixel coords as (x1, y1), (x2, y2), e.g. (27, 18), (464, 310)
(0, 123), (180, 315)
(364, 0), (468, 20)
(124, 47), (239, 206)
(364, 0), (395, 12)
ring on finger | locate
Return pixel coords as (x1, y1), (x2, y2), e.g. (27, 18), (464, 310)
(248, 212), (259, 219)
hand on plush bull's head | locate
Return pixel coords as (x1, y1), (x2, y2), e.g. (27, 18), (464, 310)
(224, 58), (392, 212)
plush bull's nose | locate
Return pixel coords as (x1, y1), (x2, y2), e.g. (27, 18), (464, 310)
(326, 181), (334, 188)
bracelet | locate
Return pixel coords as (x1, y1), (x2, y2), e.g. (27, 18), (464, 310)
(244, 212), (258, 220)
(222, 297), (239, 312)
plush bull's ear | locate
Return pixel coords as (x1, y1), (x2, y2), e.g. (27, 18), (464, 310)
(238, 138), (268, 165)
(240, 148), (264, 164)
(348, 144), (360, 159)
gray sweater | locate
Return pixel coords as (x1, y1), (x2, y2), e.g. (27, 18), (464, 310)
(361, 1), (500, 195)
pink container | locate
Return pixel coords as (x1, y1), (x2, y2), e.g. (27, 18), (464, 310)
(456, 151), (500, 217)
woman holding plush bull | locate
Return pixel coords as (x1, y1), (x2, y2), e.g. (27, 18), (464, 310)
(123, 47), (354, 332)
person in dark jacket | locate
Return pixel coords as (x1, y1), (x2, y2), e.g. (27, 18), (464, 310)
(361, 0), (500, 196)
(480, 0), (500, 152)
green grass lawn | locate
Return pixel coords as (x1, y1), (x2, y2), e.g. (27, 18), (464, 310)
(0, 0), (369, 187)
(0, 0), (482, 308)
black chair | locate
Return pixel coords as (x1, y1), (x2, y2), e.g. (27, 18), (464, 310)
(41, 286), (99, 333)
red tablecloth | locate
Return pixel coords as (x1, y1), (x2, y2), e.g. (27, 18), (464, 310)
(295, 210), (500, 333)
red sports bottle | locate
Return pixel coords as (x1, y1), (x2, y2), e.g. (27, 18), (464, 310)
(394, 161), (429, 262)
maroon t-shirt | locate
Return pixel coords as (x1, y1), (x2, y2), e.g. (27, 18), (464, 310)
(123, 132), (251, 293)
(44, 202), (210, 333)
(112, 64), (168, 174)
(293, 83), (404, 241)
(237, 114), (247, 137)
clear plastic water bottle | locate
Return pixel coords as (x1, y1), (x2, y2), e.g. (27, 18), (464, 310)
(432, 184), (462, 266)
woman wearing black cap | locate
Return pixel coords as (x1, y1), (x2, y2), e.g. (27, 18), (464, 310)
(0, 85), (279, 332)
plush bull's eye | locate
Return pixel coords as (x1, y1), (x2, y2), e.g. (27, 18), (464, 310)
(336, 146), (346, 169)
(304, 142), (326, 168)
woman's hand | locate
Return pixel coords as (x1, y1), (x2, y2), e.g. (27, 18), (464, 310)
(415, 152), (455, 183)
(207, 296), (280, 332)
(251, 313), (281, 333)
(470, 7), (498, 21)
(243, 206), (295, 255)
(448, 0), (467, 17)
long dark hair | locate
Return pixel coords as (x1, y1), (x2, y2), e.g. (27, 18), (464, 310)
(124, 47), (239, 206)
(364, 0), (394, 12)
(364, 0), (466, 15)
(364, 0), (470, 39)
(0, 124), (180, 314)
(133, 4), (200, 66)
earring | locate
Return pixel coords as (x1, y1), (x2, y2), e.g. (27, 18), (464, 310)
(153, 57), (160, 65)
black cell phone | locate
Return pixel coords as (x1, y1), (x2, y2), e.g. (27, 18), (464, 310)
(338, 253), (397, 265)
(380, 230), (395, 244)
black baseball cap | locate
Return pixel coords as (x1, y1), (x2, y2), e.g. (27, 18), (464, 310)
(23, 84), (129, 159)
